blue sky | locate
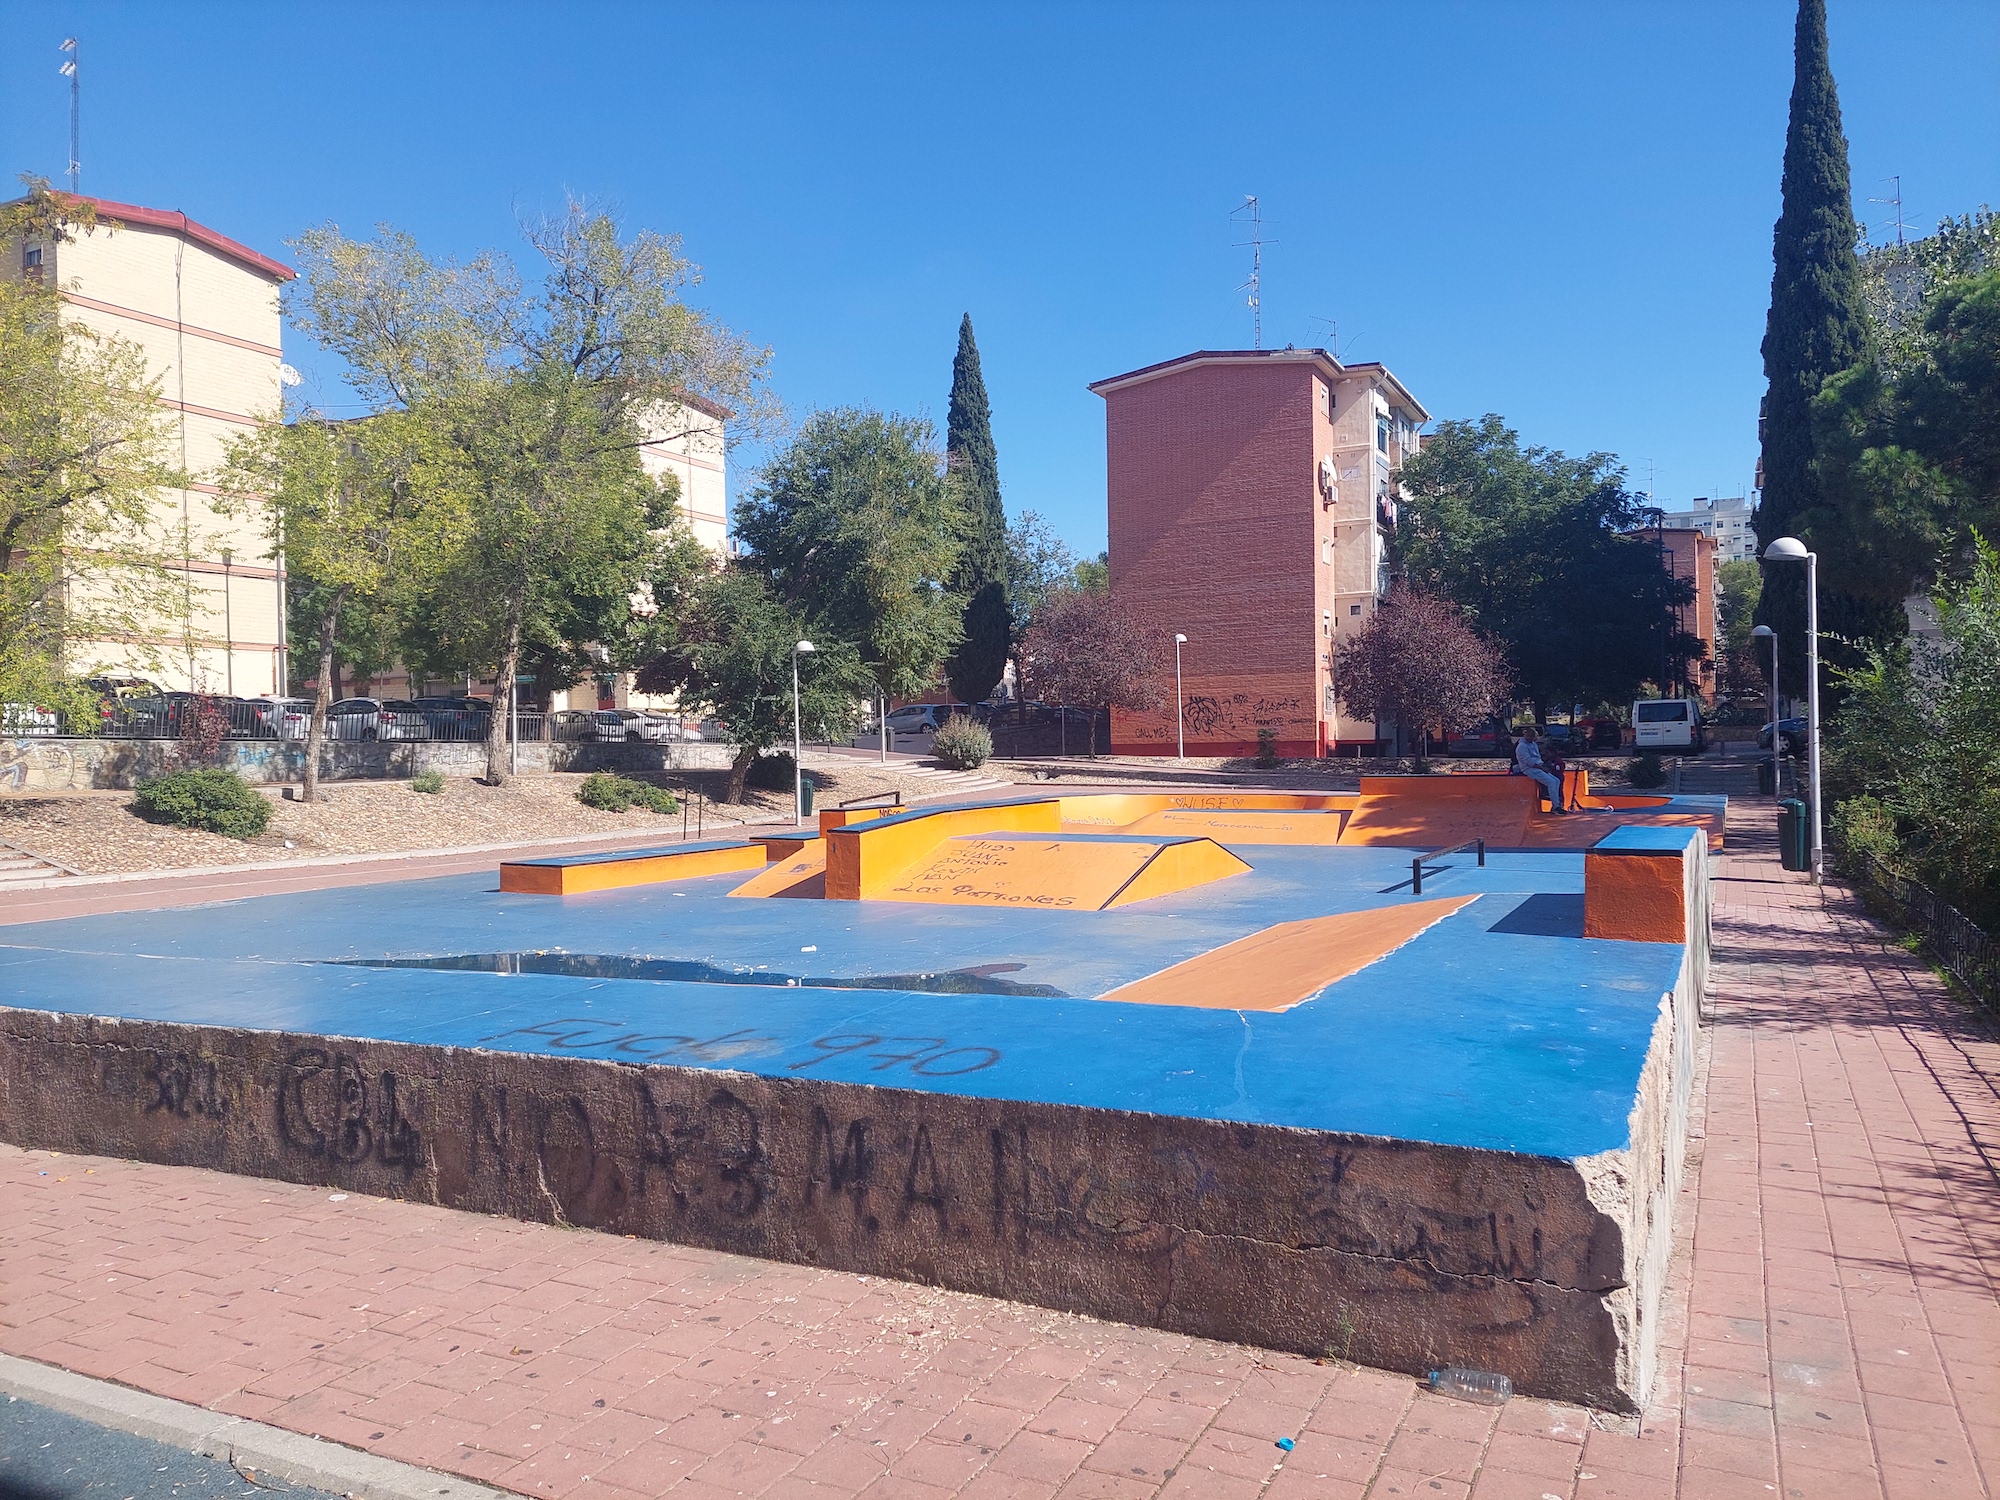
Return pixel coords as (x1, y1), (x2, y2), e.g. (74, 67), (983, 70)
(3, 2), (1995, 555)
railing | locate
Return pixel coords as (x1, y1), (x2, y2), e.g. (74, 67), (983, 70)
(1411, 837), (1485, 895)
(1846, 852), (2000, 1015)
(10, 699), (711, 747)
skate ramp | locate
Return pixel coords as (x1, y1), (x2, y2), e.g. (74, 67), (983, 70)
(880, 832), (1250, 910)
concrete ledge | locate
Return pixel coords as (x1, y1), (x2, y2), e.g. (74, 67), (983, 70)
(0, 1351), (508, 1500)
(0, 1004), (1685, 1410)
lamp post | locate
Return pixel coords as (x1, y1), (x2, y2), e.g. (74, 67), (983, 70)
(1751, 623), (1779, 798)
(792, 640), (815, 825)
(1763, 539), (1821, 883)
(1173, 633), (1189, 760)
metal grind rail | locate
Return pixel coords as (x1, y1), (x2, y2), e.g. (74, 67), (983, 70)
(1411, 838), (1485, 896)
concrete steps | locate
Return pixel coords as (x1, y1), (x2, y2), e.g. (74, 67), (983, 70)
(1672, 759), (1762, 797)
(0, 841), (81, 885)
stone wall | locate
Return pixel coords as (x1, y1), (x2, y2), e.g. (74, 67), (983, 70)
(0, 996), (1688, 1411)
(0, 737), (736, 794)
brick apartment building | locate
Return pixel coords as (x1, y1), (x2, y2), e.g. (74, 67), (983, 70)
(1652, 526), (1718, 702)
(1091, 348), (1429, 756)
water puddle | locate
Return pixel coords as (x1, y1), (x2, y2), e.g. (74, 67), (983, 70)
(327, 952), (1068, 997)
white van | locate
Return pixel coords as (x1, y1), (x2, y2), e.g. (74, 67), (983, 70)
(1632, 698), (1706, 752)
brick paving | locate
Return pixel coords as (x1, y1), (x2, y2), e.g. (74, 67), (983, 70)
(2, 800), (1995, 1499)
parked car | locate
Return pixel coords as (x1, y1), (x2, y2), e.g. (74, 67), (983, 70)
(552, 708), (630, 743)
(1632, 697), (1708, 752)
(410, 696), (491, 741)
(326, 697), (426, 741)
(1575, 716), (1625, 752)
(114, 692), (204, 737)
(884, 703), (951, 736)
(1758, 717), (1808, 757)
(612, 708), (682, 743)
(1443, 718), (1511, 757)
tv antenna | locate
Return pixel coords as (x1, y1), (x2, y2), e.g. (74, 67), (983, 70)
(1868, 175), (1916, 247)
(1231, 195), (1272, 349)
(58, 37), (78, 193)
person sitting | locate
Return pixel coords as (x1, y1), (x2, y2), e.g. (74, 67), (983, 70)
(1514, 726), (1569, 814)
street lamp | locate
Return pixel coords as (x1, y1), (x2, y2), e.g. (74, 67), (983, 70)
(1173, 634), (1189, 761)
(1751, 624), (1779, 799)
(792, 640), (816, 825)
(1763, 538), (1821, 882)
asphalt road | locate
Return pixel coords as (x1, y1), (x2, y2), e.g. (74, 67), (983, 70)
(0, 1394), (343, 1500)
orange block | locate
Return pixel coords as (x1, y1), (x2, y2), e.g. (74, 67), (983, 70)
(1102, 896), (1478, 1010)
(824, 799), (1063, 901)
(819, 804), (904, 834)
(499, 841), (766, 895)
(1583, 850), (1688, 943)
(748, 832), (818, 860)
(1121, 808), (1350, 844)
(1341, 774), (1538, 849)
(876, 835), (1249, 910)
(1058, 791), (1350, 830)
(1108, 837), (1253, 906)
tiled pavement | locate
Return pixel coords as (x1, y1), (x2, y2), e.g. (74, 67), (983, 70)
(1, 802), (1994, 1499)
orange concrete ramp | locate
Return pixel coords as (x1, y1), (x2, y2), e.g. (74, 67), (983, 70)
(1340, 775), (1539, 849)
(1120, 807), (1350, 844)
(1057, 791), (1350, 830)
(1102, 895), (1478, 1010)
(499, 840), (766, 895)
(825, 800), (1063, 901)
(881, 834), (1249, 911)
(728, 840), (828, 899)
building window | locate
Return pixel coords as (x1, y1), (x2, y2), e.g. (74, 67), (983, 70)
(1376, 416), (1390, 452)
(1322, 610), (1332, 637)
(1349, 604), (1362, 616)
(22, 245), (43, 271)
(1322, 538), (1332, 565)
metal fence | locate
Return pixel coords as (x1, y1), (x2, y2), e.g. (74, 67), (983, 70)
(1846, 851), (2000, 1015)
(11, 697), (709, 747)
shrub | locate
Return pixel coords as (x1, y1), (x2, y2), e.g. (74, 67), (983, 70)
(410, 768), (445, 794)
(132, 768), (272, 839)
(932, 715), (992, 770)
(1831, 795), (1900, 868)
(578, 771), (679, 814)
(745, 752), (796, 792)
(1256, 727), (1278, 769)
(1627, 752), (1667, 789)
(174, 695), (233, 764)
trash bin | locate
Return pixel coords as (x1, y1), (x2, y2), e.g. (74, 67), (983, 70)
(799, 774), (816, 819)
(1778, 797), (1810, 871)
(1757, 759), (1778, 797)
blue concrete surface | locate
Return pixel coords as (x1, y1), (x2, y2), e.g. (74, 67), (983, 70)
(0, 844), (1686, 1160)
(1591, 825), (1705, 854)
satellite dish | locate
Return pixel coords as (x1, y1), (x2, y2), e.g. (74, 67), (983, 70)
(278, 363), (302, 388)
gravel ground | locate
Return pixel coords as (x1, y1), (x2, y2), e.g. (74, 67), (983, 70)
(0, 759), (962, 876)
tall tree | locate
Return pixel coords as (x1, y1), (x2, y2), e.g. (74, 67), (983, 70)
(0, 181), (188, 723)
(734, 408), (966, 712)
(1332, 589), (1511, 759)
(1395, 416), (1704, 717)
(282, 203), (773, 783)
(1019, 586), (1162, 757)
(943, 316), (1010, 704)
(1752, 0), (1869, 685)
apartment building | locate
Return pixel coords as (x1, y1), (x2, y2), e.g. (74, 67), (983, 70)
(10, 193), (294, 695)
(1654, 494), (1756, 563)
(1090, 348), (1429, 756)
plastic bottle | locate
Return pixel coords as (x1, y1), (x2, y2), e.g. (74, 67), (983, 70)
(1427, 1367), (1512, 1405)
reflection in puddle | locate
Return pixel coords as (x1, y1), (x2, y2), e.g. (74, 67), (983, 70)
(327, 951), (1068, 997)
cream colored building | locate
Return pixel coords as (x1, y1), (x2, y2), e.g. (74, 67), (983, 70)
(11, 194), (293, 697)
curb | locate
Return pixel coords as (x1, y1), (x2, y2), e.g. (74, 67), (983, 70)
(0, 1352), (510, 1499)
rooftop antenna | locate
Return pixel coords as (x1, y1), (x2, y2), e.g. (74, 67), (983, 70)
(1231, 195), (1270, 349)
(58, 38), (79, 194)
(1868, 175), (1915, 247)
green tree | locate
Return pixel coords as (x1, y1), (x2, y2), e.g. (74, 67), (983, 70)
(283, 203), (772, 782)
(1394, 415), (1704, 717)
(943, 316), (1010, 704)
(1714, 558), (1765, 701)
(636, 568), (870, 802)
(734, 408), (966, 715)
(1071, 550), (1110, 593)
(1753, 0), (1870, 686)
(1019, 585), (1161, 757)
(1004, 509), (1077, 633)
(0, 181), (188, 722)
(1333, 589), (1511, 761)
(219, 409), (466, 800)
(1858, 208), (1997, 377)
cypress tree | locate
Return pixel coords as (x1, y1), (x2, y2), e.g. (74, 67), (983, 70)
(1753, 0), (1870, 689)
(944, 314), (1011, 703)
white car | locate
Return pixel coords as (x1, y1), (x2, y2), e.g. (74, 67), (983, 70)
(326, 698), (427, 741)
(613, 709), (682, 743)
(1, 703), (61, 737)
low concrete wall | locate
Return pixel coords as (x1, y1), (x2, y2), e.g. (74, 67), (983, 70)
(0, 736), (736, 793)
(0, 996), (1687, 1410)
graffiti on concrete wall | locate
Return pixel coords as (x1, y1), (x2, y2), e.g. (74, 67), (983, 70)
(1120, 679), (1316, 745)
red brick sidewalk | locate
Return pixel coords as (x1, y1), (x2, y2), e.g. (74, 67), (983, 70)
(2, 803), (1994, 1499)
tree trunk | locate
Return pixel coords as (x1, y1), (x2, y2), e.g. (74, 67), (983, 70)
(1088, 706), (1098, 759)
(726, 742), (757, 806)
(301, 589), (348, 806)
(484, 607), (525, 786)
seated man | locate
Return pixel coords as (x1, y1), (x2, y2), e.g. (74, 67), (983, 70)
(1514, 726), (1569, 814)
